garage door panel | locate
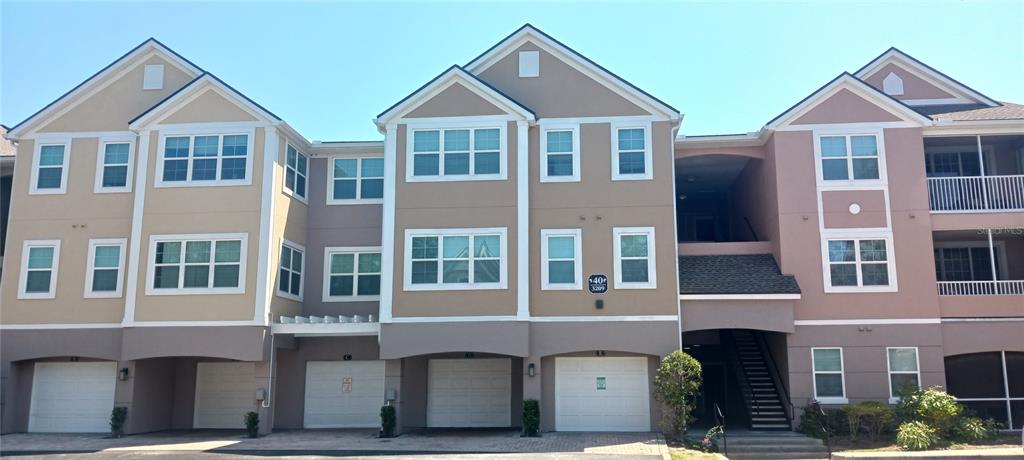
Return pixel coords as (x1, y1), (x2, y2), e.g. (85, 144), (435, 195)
(29, 362), (117, 433)
(427, 358), (511, 428)
(555, 357), (651, 432)
(304, 361), (385, 428)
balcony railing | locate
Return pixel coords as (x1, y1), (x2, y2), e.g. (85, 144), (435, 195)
(927, 175), (1024, 212)
(937, 280), (1024, 296)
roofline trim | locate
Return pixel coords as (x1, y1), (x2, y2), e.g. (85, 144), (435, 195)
(853, 47), (999, 108)
(464, 24), (680, 121)
(8, 38), (204, 139)
(128, 73), (281, 130)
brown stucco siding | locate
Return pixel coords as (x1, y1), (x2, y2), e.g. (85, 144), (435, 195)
(404, 83), (507, 118)
(380, 322), (529, 358)
(791, 89), (901, 125)
(680, 300), (795, 333)
(940, 321), (1024, 356)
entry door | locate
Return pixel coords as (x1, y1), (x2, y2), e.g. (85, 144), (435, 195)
(555, 357), (650, 431)
(427, 358), (511, 427)
(29, 362), (117, 432)
(304, 361), (386, 428)
(194, 362), (256, 429)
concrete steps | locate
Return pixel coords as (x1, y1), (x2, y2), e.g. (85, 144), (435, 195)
(720, 431), (829, 460)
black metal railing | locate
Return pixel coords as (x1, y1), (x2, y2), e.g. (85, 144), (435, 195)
(754, 331), (795, 424)
(714, 402), (728, 456)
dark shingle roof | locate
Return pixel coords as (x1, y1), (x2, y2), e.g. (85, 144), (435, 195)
(679, 254), (800, 295)
(913, 102), (1024, 121)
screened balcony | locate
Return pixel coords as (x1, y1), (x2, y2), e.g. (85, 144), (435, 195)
(925, 135), (1024, 213)
(934, 229), (1024, 296)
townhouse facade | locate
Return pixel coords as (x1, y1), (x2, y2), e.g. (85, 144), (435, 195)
(1, 25), (1021, 435)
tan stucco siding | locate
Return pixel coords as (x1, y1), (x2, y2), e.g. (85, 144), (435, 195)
(862, 63), (956, 100)
(391, 124), (519, 317)
(476, 42), (650, 118)
(404, 83), (507, 118)
(791, 88), (902, 125)
(39, 55), (195, 133)
(268, 133), (306, 318)
(158, 88), (259, 125)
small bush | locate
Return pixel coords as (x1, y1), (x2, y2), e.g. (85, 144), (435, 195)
(522, 399), (540, 437)
(243, 411), (259, 438)
(797, 402), (848, 439)
(896, 421), (939, 450)
(653, 350), (702, 440)
(844, 401), (894, 442)
(380, 405), (397, 438)
(952, 416), (998, 443)
(109, 406), (127, 438)
(895, 386), (962, 438)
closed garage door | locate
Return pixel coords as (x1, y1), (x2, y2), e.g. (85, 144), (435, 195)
(304, 361), (386, 428)
(428, 358), (510, 427)
(29, 362), (117, 432)
(555, 357), (651, 431)
(194, 362), (256, 429)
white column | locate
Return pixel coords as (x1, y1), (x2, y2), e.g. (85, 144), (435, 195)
(516, 120), (530, 320)
(122, 130), (151, 324)
(379, 124), (398, 323)
(977, 135), (990, 209)
(254, 125), (279, 323)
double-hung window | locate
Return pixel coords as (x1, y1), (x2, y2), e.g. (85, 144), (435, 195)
(330, 157), (384, 204)
(85, 238), (127, 298)
(611, 124), (652, 180)
(96, 141), (133, 192)
(284, 144), (308, 200)
(278, 241), (304, 300)
(31, 144), (69, 194)
(812, 348), (847, 403)
(18, 240), (60, 299)
(541, 229), (582, 289)
(541, 126), (580, 182)
(148, 234), (246, 294)
(826, 238), (893, 290)
(324, 247), (381, 301)
(613, 227), (656, 289)
(819, 134), (881, 182)
(887, 347), (921, 400)
(159, 133), (250, 185)
(409, 127), (504, 180)
(405, 228), (506, 290)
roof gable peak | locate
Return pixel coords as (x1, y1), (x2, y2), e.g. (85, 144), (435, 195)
(854, 47), (999, 107)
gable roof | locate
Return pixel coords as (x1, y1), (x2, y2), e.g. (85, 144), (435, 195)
(375, 65), (535, 126)
(464, 24), (680, 121)
(765, 72), (933, 129)
(854, 47), (999, 107)
(679, 254), (801, 295)
(128, 72), (282, 129)
(7, 38), (204, 139)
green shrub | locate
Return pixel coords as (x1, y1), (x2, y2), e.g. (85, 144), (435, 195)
(895, 386), (962, 437)
(844, 401), (894, 442)
(522, 399), (540, 437)
(952, 416), (998, 443)
(243, 411), (259, 438)
(109, 406), (127, 438)
(380, 405), (397, 438)
(797, 402), (848, 439)
(653, 350), (702, 440)
(896, 421), (939, 450)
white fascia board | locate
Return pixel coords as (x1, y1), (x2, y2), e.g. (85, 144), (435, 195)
(767, 74), (932, 131)
(854, 50), (998, 107)
(270, 322), (380, 336)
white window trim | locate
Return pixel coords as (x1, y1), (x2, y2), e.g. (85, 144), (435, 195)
(276, 239), (305, 301)
(93, 135), (136, 193)
(404, 120), (508, 183)
(539, 123), (580, 183)
(821, 232), (898, 293)
(144, 233), (248, 296)
(811, 347), (848, 405)
(613, 226), (657, 289)
(813, 129), (888, 188)
(282, 143), (308, 203)
(610, 121), (653, 181)
(153, 128), (256, 187)
(29, 140), (71, 195)
(84, 238), (128, 298)
(540, 229), (583, 290)
(327, 155), (385, 205)
(886, 346), (922, 403)
(18, 240), (61, 299)
(323, 246), (383, 302)
(403, 227), (508, 291)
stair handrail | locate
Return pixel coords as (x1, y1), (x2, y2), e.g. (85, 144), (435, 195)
(754, 331), (794, 425)
(714, 402), (728, 456)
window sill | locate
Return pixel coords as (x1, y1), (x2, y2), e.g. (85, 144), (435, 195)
(815, 397), (849, 405)
(824, 285), (898, 294)
(611, 174), (653, 181)
(282, 188), (308, 205)
(405, 174), (507, 183)
(613, 282), (658, 290)
(541, 284), (583, 291)
(276, 291), (303, 302)
(540, 175), (581, 183)
(153, 179), (253, 188)
(145, 287), (245, 296)
(403, 283), (507, 292)
(327, 198), (384, 206)
(17, 292), (56, 300)
(323, 295), (381, 303)
(84, 291), (123, 299)
(94, 187), (132, 194)
(28, 189), (66, 195)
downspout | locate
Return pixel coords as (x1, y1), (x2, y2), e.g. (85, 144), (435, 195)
(261, 322), (275, 408)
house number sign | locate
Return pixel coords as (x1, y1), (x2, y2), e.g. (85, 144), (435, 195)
(342, 377), (353, 393)
(588, 274), (608, 294)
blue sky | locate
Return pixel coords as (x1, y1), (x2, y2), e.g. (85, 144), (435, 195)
(2, 1), (1022, 140)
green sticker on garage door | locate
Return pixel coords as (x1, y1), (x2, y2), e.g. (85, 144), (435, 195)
(596, 377), (606, 390)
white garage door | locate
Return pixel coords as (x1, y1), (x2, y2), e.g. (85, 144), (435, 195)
(427, 358), (510, 427)
(194, 362), (256, 429)
(555, 357), (651, 431)
(29, 362), (117, 433)
(304, 361), (386, 428)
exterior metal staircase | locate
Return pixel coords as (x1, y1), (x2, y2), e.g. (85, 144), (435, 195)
(727, 329), (790, 430)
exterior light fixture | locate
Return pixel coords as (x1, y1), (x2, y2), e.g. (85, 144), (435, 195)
(118, 368), (130, 381)
(528, 363), (536, 377)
